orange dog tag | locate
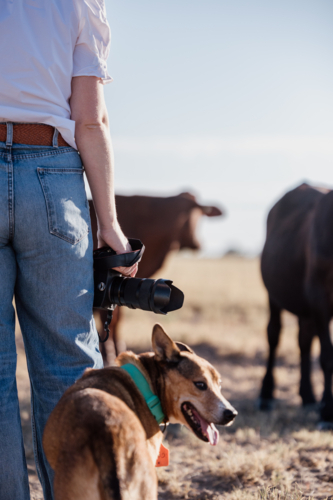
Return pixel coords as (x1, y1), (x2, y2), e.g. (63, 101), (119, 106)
(155, 443), (169, 467)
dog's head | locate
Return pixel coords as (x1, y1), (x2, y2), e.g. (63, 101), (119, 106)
(152, 324), (237, 446)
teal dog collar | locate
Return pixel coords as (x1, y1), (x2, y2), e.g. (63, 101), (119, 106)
(121, 364), (165, 424)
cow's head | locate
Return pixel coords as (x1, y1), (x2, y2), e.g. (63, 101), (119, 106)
(176, 192), (223, 250)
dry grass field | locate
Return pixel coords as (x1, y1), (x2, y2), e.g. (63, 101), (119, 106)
(17, 254), (333, 499)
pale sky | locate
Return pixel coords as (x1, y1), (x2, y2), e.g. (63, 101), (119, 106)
(101, 0), (333, 255)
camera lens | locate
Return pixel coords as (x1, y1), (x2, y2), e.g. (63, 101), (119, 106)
(108, 276), (184, 314)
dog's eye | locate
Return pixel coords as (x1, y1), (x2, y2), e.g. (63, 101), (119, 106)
(194, 381), (207, 391)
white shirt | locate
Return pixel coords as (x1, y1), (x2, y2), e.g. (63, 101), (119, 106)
(0, 0), (112, 149)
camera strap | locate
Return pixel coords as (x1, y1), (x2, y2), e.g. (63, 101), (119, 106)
(94, 239), (145, 343)
(94, 238), (145, 270)
(99, 308), (113, 343)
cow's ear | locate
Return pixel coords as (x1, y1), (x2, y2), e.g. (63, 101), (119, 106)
(200, 205), (223, 217)
(178, 192), (223, 217)
(175, 342), (193, 354)
(152, 324), (180, 362)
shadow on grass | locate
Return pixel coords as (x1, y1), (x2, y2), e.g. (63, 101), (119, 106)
(191, 341), (304, 370)
(225, 400), (320, 437)
(159, 489), (222, 500)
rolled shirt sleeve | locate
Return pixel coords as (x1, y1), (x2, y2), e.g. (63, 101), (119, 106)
(73, 0), (113, 84)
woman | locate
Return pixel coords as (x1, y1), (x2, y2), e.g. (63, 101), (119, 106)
(0, 1), (135, 498)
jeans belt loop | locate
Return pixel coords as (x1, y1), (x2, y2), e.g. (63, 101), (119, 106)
(6, 122), (13, 147)
(52, 128), (59, 148)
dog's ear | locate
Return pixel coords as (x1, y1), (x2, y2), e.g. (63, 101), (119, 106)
(152, 324), (181, 362)
(175, 342), (193, 354)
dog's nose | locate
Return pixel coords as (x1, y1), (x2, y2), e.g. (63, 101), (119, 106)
(222, 408), (238, 424)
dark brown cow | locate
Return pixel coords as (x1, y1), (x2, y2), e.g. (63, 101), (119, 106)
(259, 182), (333, 422)
(89, 192), (223, 365)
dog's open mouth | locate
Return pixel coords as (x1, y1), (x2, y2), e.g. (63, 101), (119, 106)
(181, 402), (219, 446)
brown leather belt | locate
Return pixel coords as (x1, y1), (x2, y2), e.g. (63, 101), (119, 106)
(0, 123), (70, 147)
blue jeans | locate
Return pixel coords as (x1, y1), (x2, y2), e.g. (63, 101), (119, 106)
(0, 125), (103, 500)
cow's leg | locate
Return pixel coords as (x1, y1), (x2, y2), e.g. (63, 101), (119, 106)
(298, 317), (316, 405)
(316, 317), (333, 421)
(95, 308), (127, 366)
(95, 309), (118, 366)
(100, 329), (117, 367)
(113, 308), (127, 356)
(259, 298), (281, 410)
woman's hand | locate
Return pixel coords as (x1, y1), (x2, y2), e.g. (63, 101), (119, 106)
(97, 222), (138, 277)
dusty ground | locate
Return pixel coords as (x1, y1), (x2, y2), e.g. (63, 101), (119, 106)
(17, 255), (333, 499)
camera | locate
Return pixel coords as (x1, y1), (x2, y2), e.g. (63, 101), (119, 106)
(93, 239), (184, 339)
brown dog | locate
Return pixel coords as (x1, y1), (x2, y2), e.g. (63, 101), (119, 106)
(43, 324), (237, 500)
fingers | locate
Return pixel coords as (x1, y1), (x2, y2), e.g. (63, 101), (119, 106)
(96, 227), (138, 277)
(113, 263), (138, 277)
(114, 240), (138, 277)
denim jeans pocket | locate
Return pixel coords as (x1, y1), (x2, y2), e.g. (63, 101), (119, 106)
(37, 167), (90, 245)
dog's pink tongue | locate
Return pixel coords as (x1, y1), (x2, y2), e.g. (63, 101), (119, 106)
(200, 419), (219, 446)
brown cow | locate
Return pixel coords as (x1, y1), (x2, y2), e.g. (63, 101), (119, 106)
(259, 182), (333, 422)
(89, 192), (223, 365)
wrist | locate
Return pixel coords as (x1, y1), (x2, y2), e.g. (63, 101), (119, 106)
(97, 223), (130, 254)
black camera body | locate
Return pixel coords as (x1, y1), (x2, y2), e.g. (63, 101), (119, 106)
(93, 239), (184, 320)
